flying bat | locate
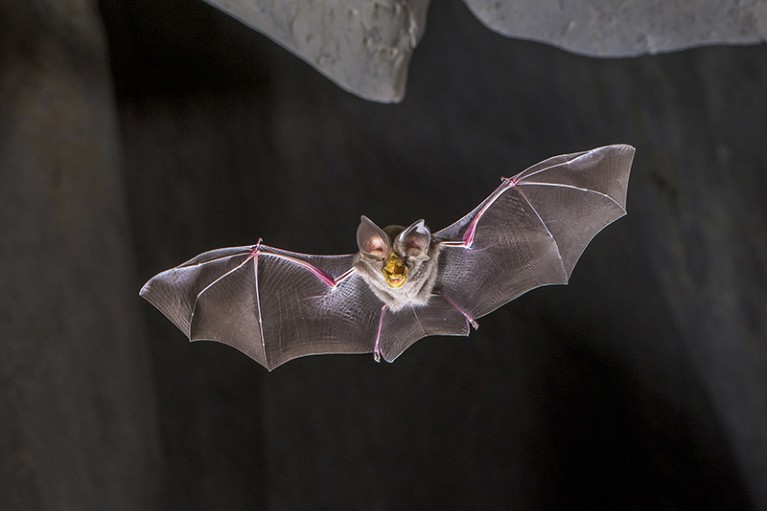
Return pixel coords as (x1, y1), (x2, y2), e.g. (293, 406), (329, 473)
(140, 144), (634, 370)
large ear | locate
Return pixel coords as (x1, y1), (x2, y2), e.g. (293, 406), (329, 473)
(395, 219), (431, 258)
(356, 216), (390, 258)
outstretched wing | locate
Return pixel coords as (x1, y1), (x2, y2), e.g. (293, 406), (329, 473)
(141, 245), (379, 370)
(351, 144), (634, 363)
(433, 144), (634, 323)
(140, 144), (633, 369)
(140, 243), (469, 369)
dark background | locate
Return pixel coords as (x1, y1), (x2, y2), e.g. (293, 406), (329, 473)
(2, 0), (766, 509)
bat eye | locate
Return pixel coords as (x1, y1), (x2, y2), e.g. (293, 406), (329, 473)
(382, 253), (408, 289)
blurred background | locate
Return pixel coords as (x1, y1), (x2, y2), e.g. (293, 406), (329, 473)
(2, 0), (766, 509)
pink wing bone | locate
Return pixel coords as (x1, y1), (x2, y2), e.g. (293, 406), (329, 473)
(435, 159), (585, 323)
(242, 241), (357, 362)
(440, 152), (592, 252)
(439, 176), (518, 249)
(439, 294), (479, 330)
(250, 241), (355, 288)
(436, 176), (520, 328)
(170, 241), (364, 370)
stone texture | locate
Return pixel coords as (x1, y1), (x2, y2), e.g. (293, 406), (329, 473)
(199, 0), (767, 101)
(0, 1), (161, 509)
(201, 0), (430, 102)
(466, 0), (767, 56)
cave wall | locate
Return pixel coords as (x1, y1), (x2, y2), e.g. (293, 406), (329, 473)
(0, 1), (161, 509)
(1, 0), (765, 509)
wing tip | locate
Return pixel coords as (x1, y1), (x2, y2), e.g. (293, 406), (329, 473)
(595, 143), (636, 155)
(605, 143), (635, 151)
(138, 278), (165, 311)
(138, 280), (152, 300)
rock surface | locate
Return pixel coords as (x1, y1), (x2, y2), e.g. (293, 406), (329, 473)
(202, 0), (430, 102)
(0, 1), (161, 509)
(467, 0), (767, 56)
(200, 0), (767, 100)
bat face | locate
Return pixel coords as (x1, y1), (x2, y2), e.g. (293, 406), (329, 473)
(353, 216), (442, 312)
(382, 252), (408, 288)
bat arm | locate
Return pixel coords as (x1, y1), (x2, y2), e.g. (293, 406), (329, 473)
(252, 243), (355, 288)
(439, 294), (479, 330)
(374, 304), (387, 362)
(333, 267), (355, 285)
(459, 177), (518, 248)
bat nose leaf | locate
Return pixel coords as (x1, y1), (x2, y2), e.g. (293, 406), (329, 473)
(383, 253), (408, 288)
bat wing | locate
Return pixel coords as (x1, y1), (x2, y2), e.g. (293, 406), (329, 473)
(433, 144), (635, 323)
(141, 243), (469, 369)
(140, 144), (633, 369)
(141, 245), (383, 370)
(375, 299), (472, 363)
(363, 145), (634, 363)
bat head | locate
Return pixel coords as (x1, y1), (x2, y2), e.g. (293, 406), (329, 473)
(356, 216), (434, 291)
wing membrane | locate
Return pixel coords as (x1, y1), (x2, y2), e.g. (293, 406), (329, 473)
(141, 145), (634, 369)
(435, 144), (634, 320)
(141, 245), (380, 370)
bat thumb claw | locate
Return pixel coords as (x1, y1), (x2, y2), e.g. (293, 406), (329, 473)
(373, 351), (382, 363)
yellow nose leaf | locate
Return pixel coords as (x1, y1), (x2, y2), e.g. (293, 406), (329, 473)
(383, 253), (408, 288)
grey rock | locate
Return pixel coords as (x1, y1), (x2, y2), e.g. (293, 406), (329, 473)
(466, 0), (767, 56)
(200, 0), (767, 101)
(201, 0), (430, 102)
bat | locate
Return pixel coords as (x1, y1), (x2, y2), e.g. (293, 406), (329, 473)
(140, 144), (634, 370)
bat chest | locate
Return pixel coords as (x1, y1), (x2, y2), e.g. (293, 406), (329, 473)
(357, 257), (440, 312)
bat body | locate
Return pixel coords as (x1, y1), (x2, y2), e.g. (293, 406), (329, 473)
(140, 145), (635, 370)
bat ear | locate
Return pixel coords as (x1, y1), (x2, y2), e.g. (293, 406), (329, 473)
(357, 215), (390, 258)
(396, 219), (431, 258)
